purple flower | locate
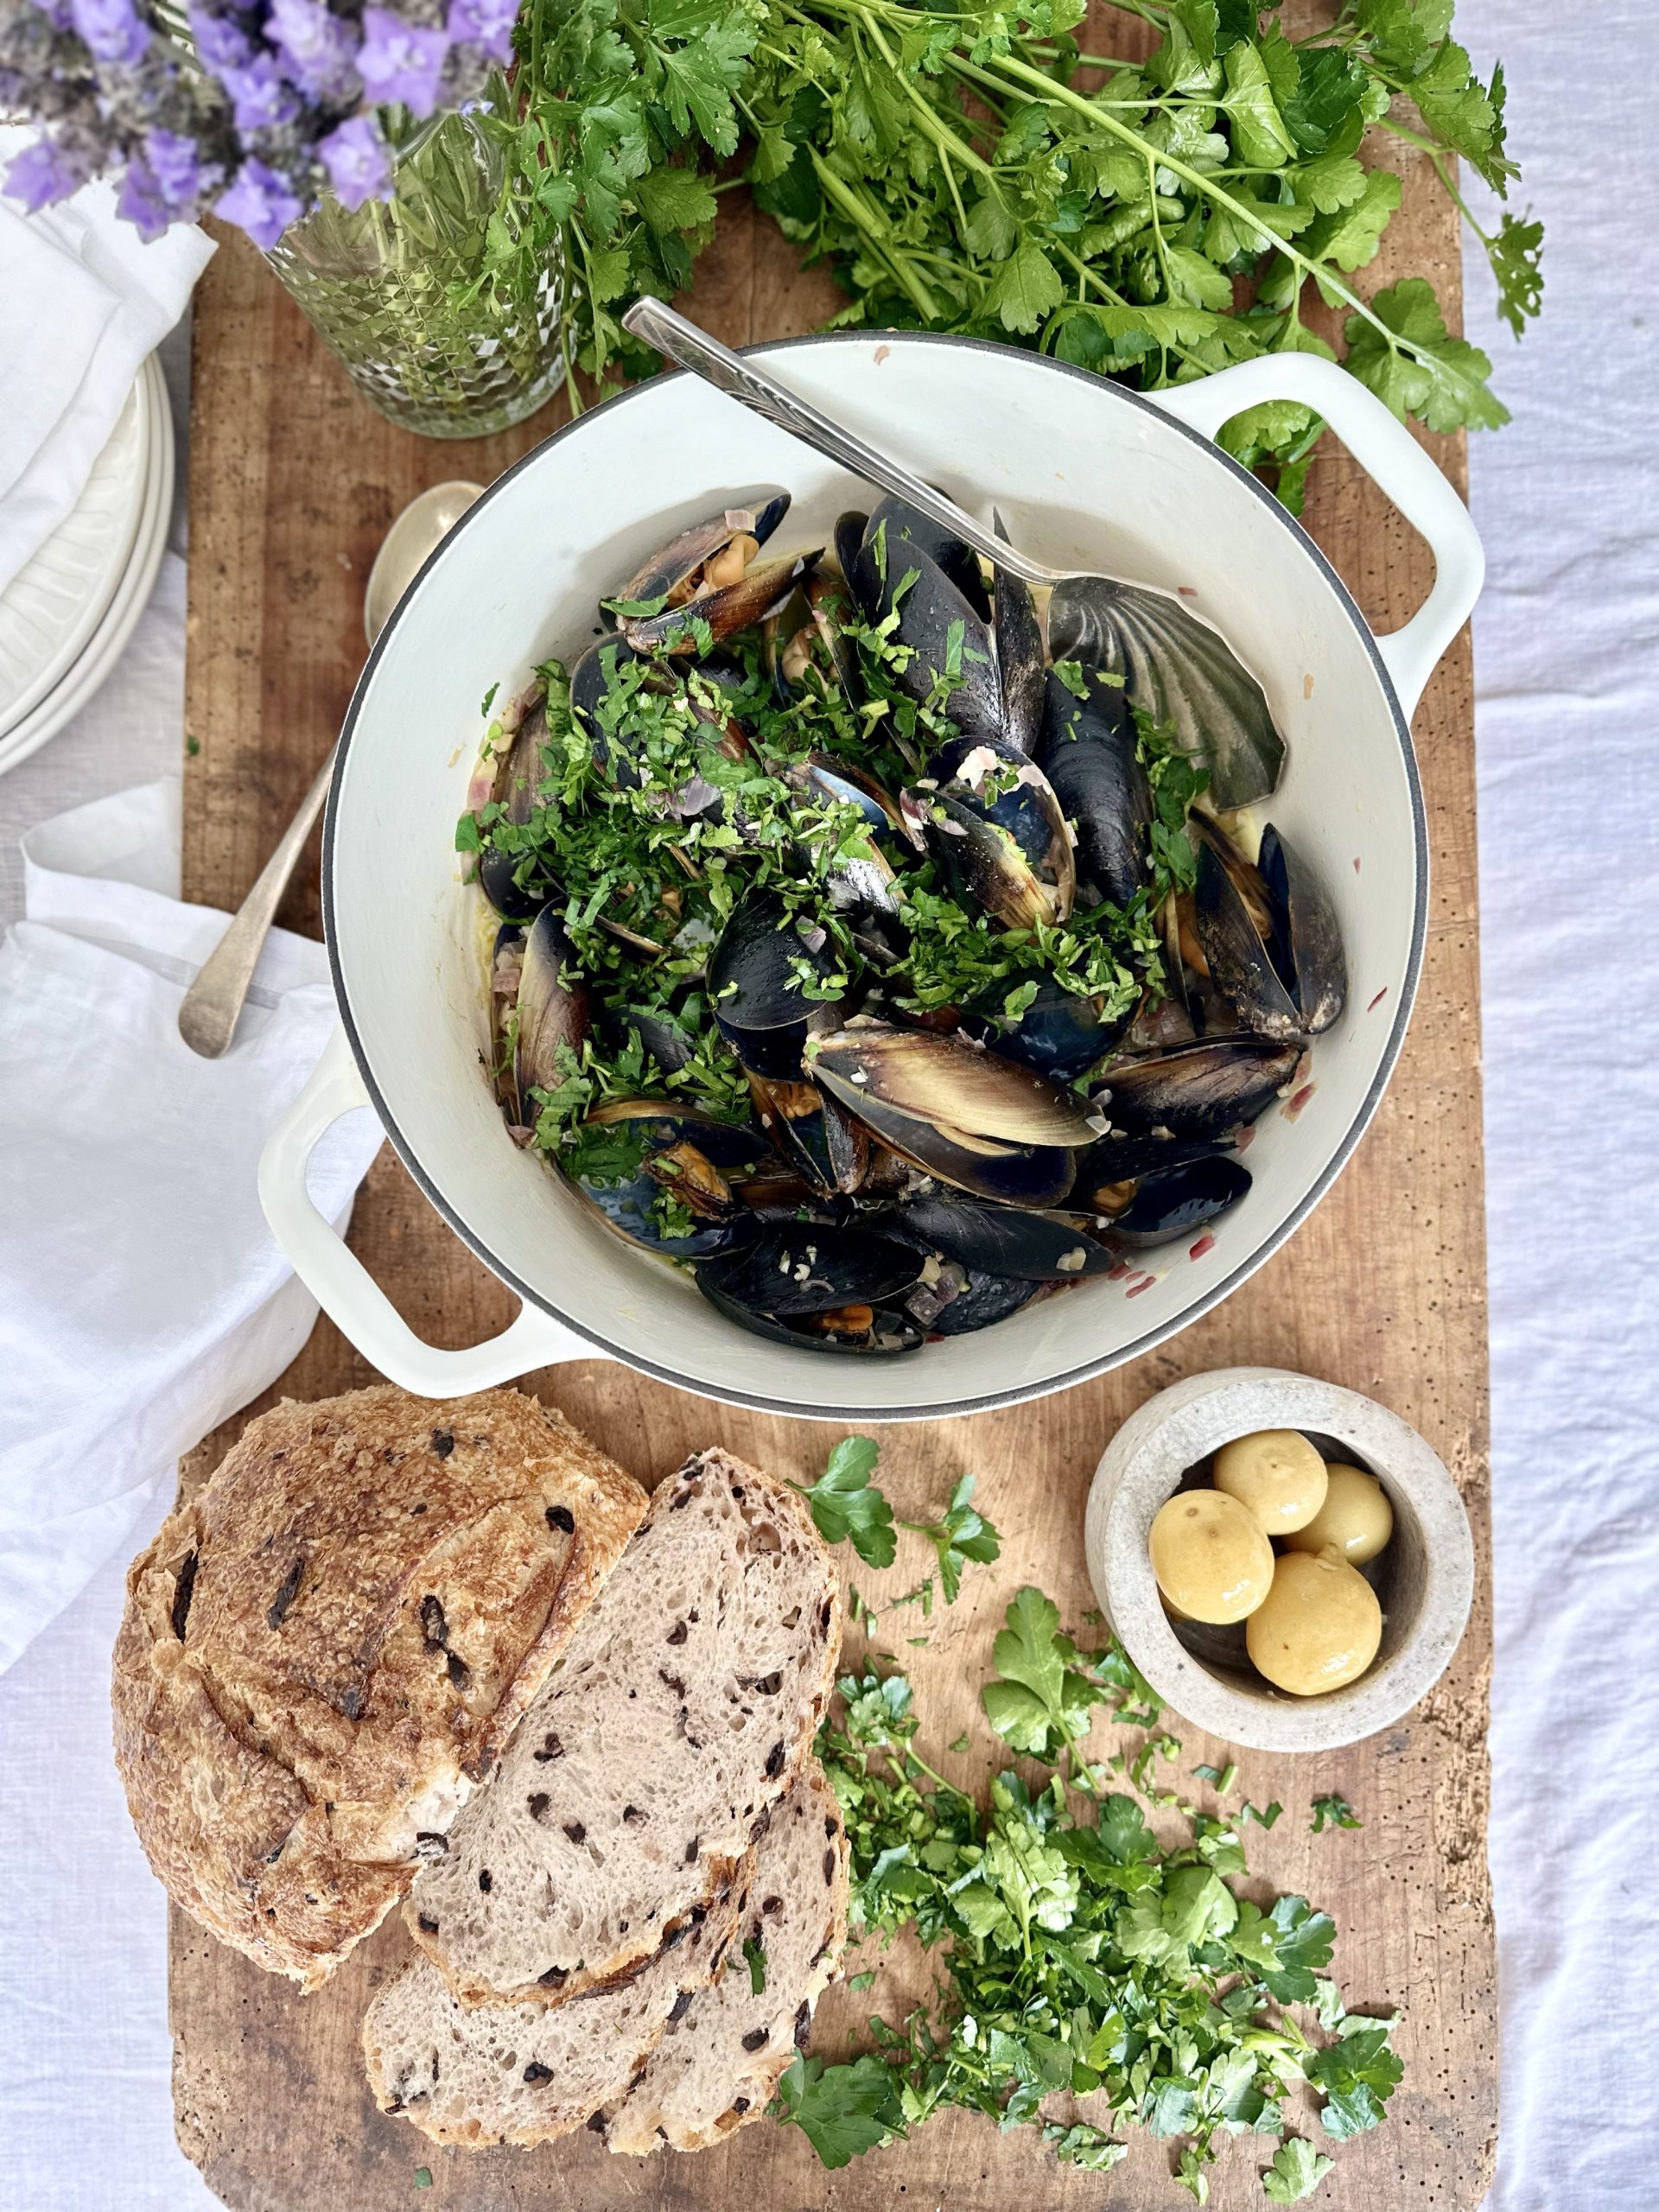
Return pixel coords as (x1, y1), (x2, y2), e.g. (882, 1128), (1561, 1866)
(70, 0), (149, 66)
(116, 155), (171, 238)
(219, 51), (301, 132)
(215, 154), (304, 247)
(188, 2), (251, 75)
(317, 111), (391, 210)
(355, 6), (449, 117)
(446, 0), (516, 64)
(267, 0), (359, 99)
(146, 125), (216, 207)
(2, 132), (92, 212)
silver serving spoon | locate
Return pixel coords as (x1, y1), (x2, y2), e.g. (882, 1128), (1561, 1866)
(621, 299), (1282, 811)
(178, 480), (482, 1059)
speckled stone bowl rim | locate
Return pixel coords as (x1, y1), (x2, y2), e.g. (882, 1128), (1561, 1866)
(1084, 1366), (1475, 1752)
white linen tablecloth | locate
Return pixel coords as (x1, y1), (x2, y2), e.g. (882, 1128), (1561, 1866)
(3, 10), (1657, 2196)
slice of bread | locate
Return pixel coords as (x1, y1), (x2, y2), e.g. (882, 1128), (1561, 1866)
(405, 1448), (841, 2008)
(604, 1755), (850, 2154)
(113, 1386), (645, 1991)
(362, 1867), (744, 2148)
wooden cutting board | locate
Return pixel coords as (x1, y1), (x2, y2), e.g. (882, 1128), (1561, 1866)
(172, 67), (1497, 2212)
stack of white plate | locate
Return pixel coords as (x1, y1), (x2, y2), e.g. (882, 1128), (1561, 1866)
(0, 353), (175, 778)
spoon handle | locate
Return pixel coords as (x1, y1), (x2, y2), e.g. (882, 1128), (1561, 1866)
(176, 743), (335, 1058)
(622, 300), (1056, 587)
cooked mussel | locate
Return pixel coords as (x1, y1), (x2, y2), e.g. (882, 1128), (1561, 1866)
(915, 734), (1076, 931)
(624, 550), (815, 656)
(897, 1191), (1116, 1281)
(582, 1097), (769, 1171)
(610, 493), (790, 617)
(1071, 1129), (1235, 1207)
(475, 696), (556, 919)
(807, 1022), (1100, 1147)
(1101, 1037), (1300, 1139)
(927, 1269), (1046, 1334)
(992, 512), (1045, 755)
(1046, 576), (1286, 811)
(709, 891), (842, 1078)
(861, 494), (992, 620)
(1193, 822), (1345, 1041)
(1036, 668), (1151, 912)
(846, 531), (1004, 747)
(747, 1075), (871, 1198)
(693, 1222), (925, 1352)
(696, 1274), (925, 1355)
(1100, 1154), (1252, 1248)
(963, 975), (1134, 1084)
(513, 908), (593, 1107)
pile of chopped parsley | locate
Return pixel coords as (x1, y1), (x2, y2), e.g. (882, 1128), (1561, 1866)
(782, 1582), (1402, 2202)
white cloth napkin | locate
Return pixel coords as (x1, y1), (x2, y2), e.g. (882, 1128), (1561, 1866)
(0, 777), (383, 1671)
(0, 126), (213, 596)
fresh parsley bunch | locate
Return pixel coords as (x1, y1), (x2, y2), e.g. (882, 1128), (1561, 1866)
(786, 1586), (1404, 2200)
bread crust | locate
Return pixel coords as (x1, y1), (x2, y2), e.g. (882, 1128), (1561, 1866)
(112, 1386), (645, 1991)
(404, 1446), (843, 2011)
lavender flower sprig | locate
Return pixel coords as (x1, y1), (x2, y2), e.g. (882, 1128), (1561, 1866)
(0, 0), (517, 246)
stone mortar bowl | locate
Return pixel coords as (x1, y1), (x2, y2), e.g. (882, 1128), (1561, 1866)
(1084, 1366), (1475, 1752)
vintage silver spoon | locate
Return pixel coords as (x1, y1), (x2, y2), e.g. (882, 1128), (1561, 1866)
(177, 479), (482, 1059)
(621, 298), (1283, 811)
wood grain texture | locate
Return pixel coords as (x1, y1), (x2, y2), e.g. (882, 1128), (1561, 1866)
(172, 55), (1497, 2209)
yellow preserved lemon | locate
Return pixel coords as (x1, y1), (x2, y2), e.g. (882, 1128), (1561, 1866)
(1245, 1548), (1382, 1694)
(1212, 1428), (1328, 1534)
(1148, 1491), (1274, 1624)
(1283, 1462), (1394, 1566)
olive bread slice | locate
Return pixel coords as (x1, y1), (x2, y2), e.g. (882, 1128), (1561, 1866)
(604, 1755), (850, 2154)
(405, 1448), (841, 2009)
(362, 1867), (743, 2148)
(113, 1386), (645, 1991)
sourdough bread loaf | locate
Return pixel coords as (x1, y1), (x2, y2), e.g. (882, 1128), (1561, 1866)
(405, 1448), (841, 2008)
(604, 1755), (850, 2154)
(362, 1866), (744, 2148)
(112, 1385), (645, 1990)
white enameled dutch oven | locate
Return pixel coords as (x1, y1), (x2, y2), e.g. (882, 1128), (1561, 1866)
(259, 338), (1481, 1421)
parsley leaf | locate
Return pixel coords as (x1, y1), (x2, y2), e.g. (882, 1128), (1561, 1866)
(742, 1934), (767, 1993)
(1307, 2022), (1405, 2139)
(900, 1473), (1001, 1604)
(791, 1437), (896, 1567)
(772, 2053), (906, 2166)
(1312, 1792), (1363, 1833)
(1263, 2138), (1335, 2201)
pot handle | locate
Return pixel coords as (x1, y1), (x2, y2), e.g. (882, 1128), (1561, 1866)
(1148, 356), (1483, 718)
(259, 1024), (613, 1396)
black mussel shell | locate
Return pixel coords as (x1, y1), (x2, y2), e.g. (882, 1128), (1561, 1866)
(696, 1221), (922, 1319)
(622, 550), (816, 657)
(1103, 1155), (1252, 1248)
(576, 1168), (749, 1260)
(610, 493), (791, 617)
(1260, 824), (1345, 1035)
(1101, 1037), (1300, 1139)
(897, 1191), (1116, 1281)
(748, 1075), (836, 1198)
(478, 843), (555, 924)
(861, 494), (991, 620)
(1071, 1130), (1233, 1204)
(569, 635), (646, 787)
(695, 1271), (925, 1355)
(928, 1269), (1046, 1334)
(583, 1098), (768, 1172)
(808, 1022), (1098, 1147)
(991, 513), (1045, 756)
(832, 511), (868, 589)
(848, 536), (1004, 747)
(1193, 839), (1301, 1041)
(1037, 668), (1151, 911)
(918, 733), (1075, 931)
(812, 1082), (1077, 1209)
(514, 908), (592, 1104)
(602, 1003), (696, 1075)
(716, 1014), (810, 1082)
(709, 892), (839, 1038)
(963, 975), (1134, 1084)
(1046, 575), (1284, 812)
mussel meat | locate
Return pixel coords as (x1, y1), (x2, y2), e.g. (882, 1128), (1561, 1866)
(915, 734), (1076, 931)
(1101, 1037), (1300, 1140)
(610, 493), (789, 614)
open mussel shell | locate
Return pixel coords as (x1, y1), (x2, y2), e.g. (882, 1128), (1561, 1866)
(1194, 840), (1300, 1041)
(847, 534), (1005, 747)
(1260, 824), (1346, 1034)
(697, 1219), (921, 1317)
(928, 1269), (1046, 1335)
(569, 635), (647, 787)
(964, 975), (1134, 1085)
(748, 1076), (842, 1198)
(709, 892), (840, 1074)
(696, 1271), (925, 1355)
(577, 1162), (749, 1261)
(513, 908), (593, 1106)
(583, 1097), (769, 1172)
(816, 1084), (1076, 1209)
(1101, 1154), (1252, 1248)
(610, 493), (791, 616)
(1071, 1129), (1234, 1205)
(1046, 577), (1285, 812)
(861, 494), (991, 620)
(807, 1022), (1099, 1147)
(897, 1191), (1116, 1281)
(1101, 1036), (1300, 1139)
(991, 512), (1045, 755)
(478, 842), (556, 924)
(918, 734), (1076, 931)
(1037, 668), (1151, 911)
(490, 924), (527, 1123)
(623, 550), (815, 656)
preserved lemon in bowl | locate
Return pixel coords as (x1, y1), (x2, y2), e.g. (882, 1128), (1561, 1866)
(1212, 1427), (1328, 1533)
(1245, 1547), (1382, 1694)
(1148, 1491), (1274, 1624)
(1284, 1461), (1394, 1565)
